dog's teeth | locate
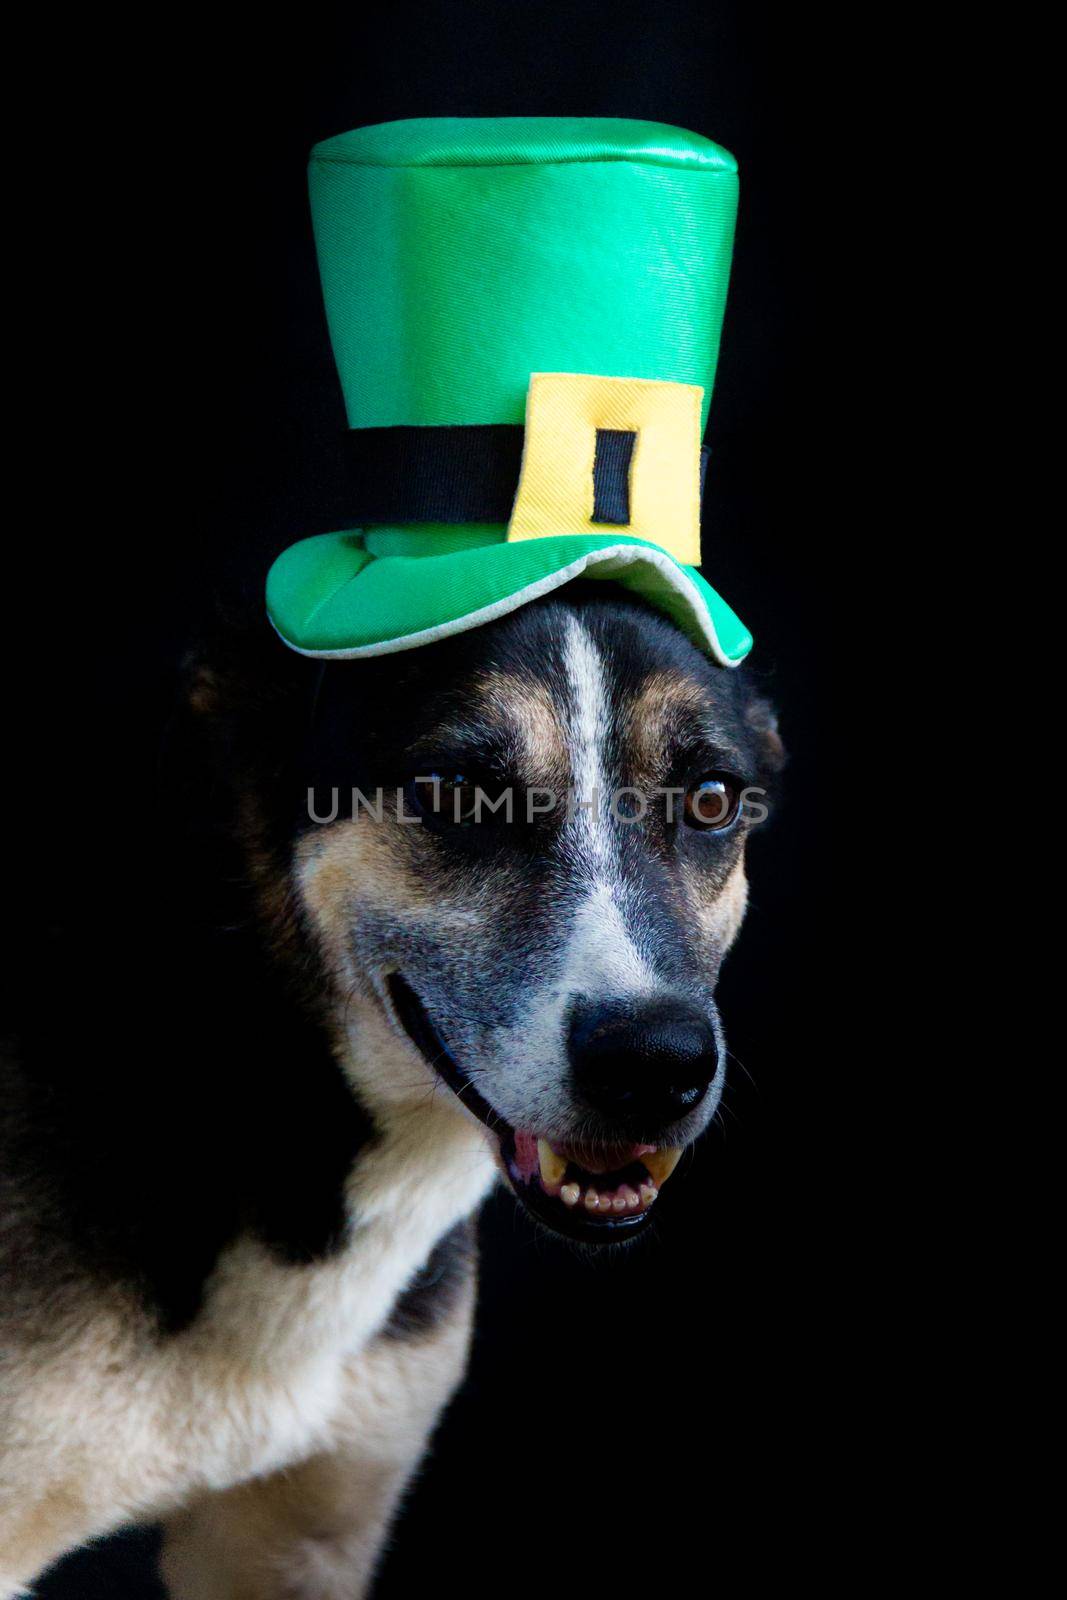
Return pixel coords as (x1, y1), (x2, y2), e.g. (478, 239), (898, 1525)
(620, 1185), (640, 1210)
(537, 1138), (567, 1188)
(639, 1182), (658, 1206)
(642, 1147), (682, 1187)
(584, 1188), (600, 1211)
(612, 1193), (628, 1212)
(560, 1182), (581, 1207)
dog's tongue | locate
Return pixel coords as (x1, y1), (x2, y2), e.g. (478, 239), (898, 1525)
(513, 1130), (542, 1184)
(508, 1128), (684, 1218)
(512, 1130), (659, 1182)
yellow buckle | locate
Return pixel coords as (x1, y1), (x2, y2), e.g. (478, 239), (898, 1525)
(507, 372), (703, 567)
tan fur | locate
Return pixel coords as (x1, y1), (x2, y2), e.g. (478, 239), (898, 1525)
(294, 822), (513, 1062)
(297, 815), (436, 938)
(1, 621), (769, 1594)
(160, 1275), (475, 1600)
(0, 1028), (494, 1598)
(680, 853), (750, 961)
(625, 669), (710, 789)
(0, 1486), (92, 1596)
(471, 670), (569, 782)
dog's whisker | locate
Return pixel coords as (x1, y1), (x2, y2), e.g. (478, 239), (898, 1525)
(725, 1048), (758, 1090)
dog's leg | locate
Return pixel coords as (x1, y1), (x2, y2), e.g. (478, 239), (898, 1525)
(160, 1248), (475, 1600)
(0, 1485), (97, 1599)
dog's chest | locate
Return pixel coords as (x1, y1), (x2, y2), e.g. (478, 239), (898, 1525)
(163, 1121), (494, 1485)
(19, 1116), (496, 1525)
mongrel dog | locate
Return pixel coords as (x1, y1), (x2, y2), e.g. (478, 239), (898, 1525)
(0, 582), (782, 1597)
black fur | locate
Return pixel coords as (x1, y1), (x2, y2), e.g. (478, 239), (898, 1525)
(381, 1218), (477, 1341)
(2, 585), (779, 1338)
(2, 619), (376, 1337)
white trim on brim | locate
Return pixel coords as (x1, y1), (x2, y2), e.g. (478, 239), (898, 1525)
(270, 542), (744, 668)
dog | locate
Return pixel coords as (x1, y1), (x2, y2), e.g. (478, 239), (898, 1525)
(0, 580), (782, 1596)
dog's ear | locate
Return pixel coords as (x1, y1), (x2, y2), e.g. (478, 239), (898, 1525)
(168, 611), (320, 861)
(744, 693), (786, 792)
(185, 658), (221, 717)
(177, 606), (324, 779)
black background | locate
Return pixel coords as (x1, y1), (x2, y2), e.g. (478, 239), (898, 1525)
(9, 2), (905, 1593)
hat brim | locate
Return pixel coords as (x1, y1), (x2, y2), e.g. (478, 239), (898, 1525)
(266, 531), (752, 667)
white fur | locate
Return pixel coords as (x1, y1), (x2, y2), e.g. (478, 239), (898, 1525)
(559, 616), (660, 990)
(463, 619), (669, 1140)
(159, 1273), (476, 1600)
(0, 1028), (495, 1594)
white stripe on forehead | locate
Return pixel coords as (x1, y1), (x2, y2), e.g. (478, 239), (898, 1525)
(562, 613), (611, 867)
(560, 614), (658, 996)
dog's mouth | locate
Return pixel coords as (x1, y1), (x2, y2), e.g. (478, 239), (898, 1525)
(386, 973), (682, 1245)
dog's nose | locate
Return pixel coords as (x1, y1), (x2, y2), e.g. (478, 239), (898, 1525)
(568, 1000), (719, 1135)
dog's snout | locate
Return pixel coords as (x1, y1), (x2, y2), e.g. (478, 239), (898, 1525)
(568, 1000), (719, 1135)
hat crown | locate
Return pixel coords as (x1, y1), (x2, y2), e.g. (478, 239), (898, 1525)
(311, 115), (736, 172)
(308, 116), (739, 432)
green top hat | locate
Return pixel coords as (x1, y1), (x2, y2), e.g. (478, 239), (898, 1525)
(267, 116), (752, 666)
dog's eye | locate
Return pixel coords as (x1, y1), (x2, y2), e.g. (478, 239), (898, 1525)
(683, 775), (741, 831)
(411, 773), (484, 826)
